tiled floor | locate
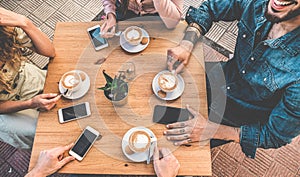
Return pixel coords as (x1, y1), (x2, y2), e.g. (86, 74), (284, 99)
(1, 0), (300, 176)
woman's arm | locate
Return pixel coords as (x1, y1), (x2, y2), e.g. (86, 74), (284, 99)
(0, 94), (61, 114)
(0, 7), (55, 57)
(153, 0), (183, 29)
(102, 0), (117, 16)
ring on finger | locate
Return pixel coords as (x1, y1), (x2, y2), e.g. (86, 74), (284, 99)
(180, 129), (185, 133)
(187, 138), (192, 143)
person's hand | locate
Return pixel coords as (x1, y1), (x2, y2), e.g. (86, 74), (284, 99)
(30, 93), (61, 111)
(100, 13), (117, 38)
(167, 40), (194, 73)
(153, 147), (180, 177)
(26, 143), (75, 177)
(164, 105), (219, 145)
(0, 7), (28, 27)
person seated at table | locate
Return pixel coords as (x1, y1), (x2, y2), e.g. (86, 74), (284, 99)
(101, 0), (183, 38)
(0, 8), (60, 149)
(165, 0), (300, 159)
(25, 143), (180, 177)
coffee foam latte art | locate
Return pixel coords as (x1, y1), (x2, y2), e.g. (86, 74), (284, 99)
(64, 75), (80, 87)
(127, 29), (141, 40)
(133, 133), (149, 149)
(159, 74), (176, 90)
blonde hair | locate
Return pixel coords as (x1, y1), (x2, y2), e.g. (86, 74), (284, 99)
(0, 26), (22, 62)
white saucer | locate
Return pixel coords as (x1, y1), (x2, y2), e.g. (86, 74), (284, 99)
(59, 70), (90, 99)
(120, 28), (150, 53)
(152, 70), (185, 101)
(122, 126), (157, 162)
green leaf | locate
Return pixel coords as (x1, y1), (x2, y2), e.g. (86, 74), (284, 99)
(103, 70), (113, 84)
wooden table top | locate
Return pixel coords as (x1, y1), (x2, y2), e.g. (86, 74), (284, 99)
(29, 18), (211, 176)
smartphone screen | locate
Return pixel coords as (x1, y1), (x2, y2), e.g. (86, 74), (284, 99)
(153, 105), (191, 124)
(88, 26), (108, 49)
(60, 102), (90, 122)
(71, 128), (98, 158)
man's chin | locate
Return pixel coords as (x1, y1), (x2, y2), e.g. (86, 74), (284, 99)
(265, 7), (300, 23)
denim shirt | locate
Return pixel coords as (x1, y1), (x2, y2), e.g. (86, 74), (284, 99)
(186, 0), (300, 158)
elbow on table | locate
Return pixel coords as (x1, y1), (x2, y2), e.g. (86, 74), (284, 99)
(163, 18), (181, 29)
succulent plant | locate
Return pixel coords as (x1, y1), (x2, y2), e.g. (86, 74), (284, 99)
(98, 70), (128, 101)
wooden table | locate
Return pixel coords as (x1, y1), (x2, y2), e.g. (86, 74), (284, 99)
(29, 18), (211, 176)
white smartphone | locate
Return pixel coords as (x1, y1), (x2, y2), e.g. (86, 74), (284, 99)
(87, 25), (108, 50)
(58, 102), (91, 123)
(69, 126), (100, 161)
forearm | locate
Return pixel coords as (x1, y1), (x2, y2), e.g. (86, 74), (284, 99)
(25, 168), (45, 177)
(153, 0), (183, 29)
(0, 100), (33, 114)
(20, 18), (55, 57)
(180, 23), (203, 52)
(103, 0), (116, 16)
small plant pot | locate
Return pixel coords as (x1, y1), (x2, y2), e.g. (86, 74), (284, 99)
(103, 83), (129, 106)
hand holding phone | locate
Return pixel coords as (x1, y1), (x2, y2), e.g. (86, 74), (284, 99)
(87, 25), (108, 50)
(58, 102), (91, 123)
(153, 105), (192, 124)
(69, 126), (100, 161)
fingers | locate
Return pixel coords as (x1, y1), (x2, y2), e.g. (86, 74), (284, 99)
(164, 127), (190, 136)
(166, 134), (190, 141)
(166, 121), (187, 129)
(153, 145), (160, 161)
(175, 62), (185, 74)
(160, 148), (173, 159)
(40, 93), (59, 99)
(59, 156), (75, 167)
(52, 143), (74, 157)
(173, 139), (192, 146)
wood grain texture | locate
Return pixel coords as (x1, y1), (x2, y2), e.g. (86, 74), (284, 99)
(29, 18), (211, 176)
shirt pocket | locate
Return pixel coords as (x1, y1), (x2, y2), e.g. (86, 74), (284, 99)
(246, 61), (279, 100)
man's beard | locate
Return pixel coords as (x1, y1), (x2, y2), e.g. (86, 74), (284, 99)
(265, 4), (300, 23)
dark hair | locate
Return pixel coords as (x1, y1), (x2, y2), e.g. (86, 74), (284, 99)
(116, 0), (129, 20)
(0, 26), (22, 62)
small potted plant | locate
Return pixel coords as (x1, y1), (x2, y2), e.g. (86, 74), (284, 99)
(98, 70), (129, 106)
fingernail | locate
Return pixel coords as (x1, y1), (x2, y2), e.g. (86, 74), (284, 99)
(163, 131), (167, 135)
(167, 137), (170, 140)
(166, 125), (169, 128)
(174, 142), (178, 146)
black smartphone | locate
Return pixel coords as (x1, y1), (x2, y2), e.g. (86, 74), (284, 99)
(58, 102), (91, 123)
(153, 105), (191, 124)
(69, 126), (100, 161)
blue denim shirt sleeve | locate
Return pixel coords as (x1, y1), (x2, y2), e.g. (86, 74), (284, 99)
(185, 0), (251, 34)
(240, 81), (300, 158)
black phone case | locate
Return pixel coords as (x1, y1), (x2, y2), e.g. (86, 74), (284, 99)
(153, 105), (191, 124)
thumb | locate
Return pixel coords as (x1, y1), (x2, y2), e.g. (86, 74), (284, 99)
(59, 156), (75, 167)
(153, 145), (159, 161)
(40, 93), (58, 99)
(186, 104), (198, 117)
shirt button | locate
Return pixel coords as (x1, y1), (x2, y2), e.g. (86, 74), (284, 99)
(250, 57), (255, 61)
(242, 34), (247, 38)
(187, 13), (190, 17)
(242, 70), (246, 74)
(263, 78), (267, 82)
(189, 9), (192, 12)
(248, 155), (252, 158)
(227, 86), (231, 90)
